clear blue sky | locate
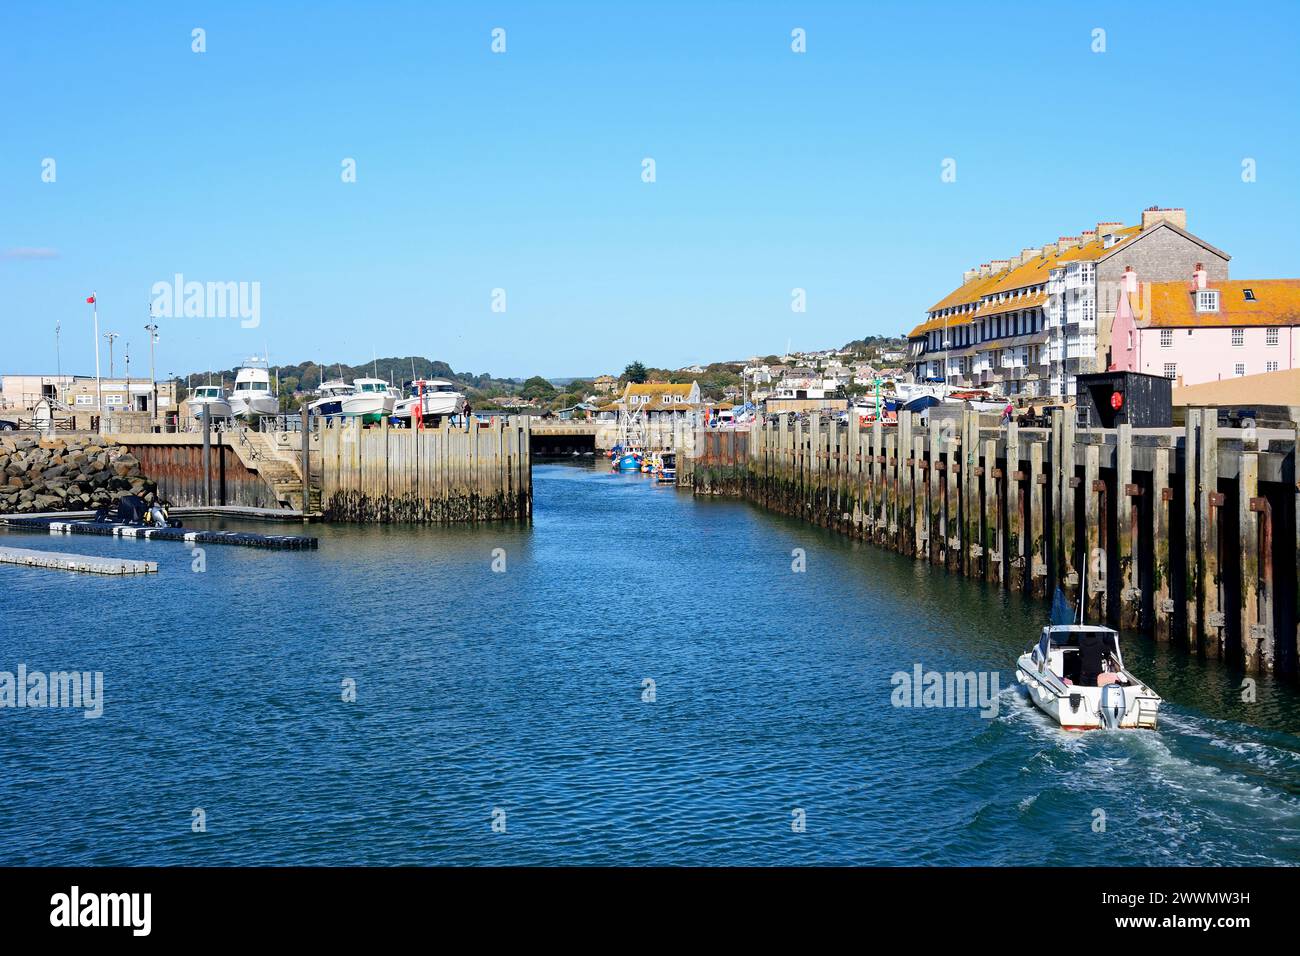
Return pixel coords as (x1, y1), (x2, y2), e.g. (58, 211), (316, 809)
(4, 1), (1298, 380)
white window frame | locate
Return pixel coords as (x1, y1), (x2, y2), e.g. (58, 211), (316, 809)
(1196, 290), (1220, 313)
(1266, 361), (1279, 373)
(1231, 328), (1244, 347)
(1266, 327), (1279, 346)
(1234, 363), (1246, 377)
(1163, 363), (1177, 380)
(1159, 329), (1173, 348)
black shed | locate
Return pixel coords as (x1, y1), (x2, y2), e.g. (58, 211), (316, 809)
(1075, 371), (1172, 428)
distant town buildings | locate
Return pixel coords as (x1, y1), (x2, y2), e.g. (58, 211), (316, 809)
(907, 206), (1235, 398)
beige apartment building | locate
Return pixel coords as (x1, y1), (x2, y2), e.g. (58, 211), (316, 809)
(907, 206), (1230, 398)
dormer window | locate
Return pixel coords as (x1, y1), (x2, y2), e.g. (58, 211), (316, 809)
(1196, 290), (1220, 313)
(1243, 288), (1256, 301)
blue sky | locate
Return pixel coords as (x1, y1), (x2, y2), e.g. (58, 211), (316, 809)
(3, 1), (1298, 380)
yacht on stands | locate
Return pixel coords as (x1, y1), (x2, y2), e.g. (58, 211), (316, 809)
(307, 380), (355, 419)
(229, 358), (279, 418)
(341, 378), (399, 424)
(394, 379), (464, 426)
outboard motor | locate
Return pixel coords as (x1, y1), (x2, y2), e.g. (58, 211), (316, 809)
(1099, 683), (1126, 729)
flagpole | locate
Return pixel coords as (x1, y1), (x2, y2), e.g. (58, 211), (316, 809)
(92, 292), (102, 433)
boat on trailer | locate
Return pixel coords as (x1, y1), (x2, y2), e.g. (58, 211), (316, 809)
(1016, 588), (1162, 730)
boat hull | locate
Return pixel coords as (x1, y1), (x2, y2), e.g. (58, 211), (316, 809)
(230, 395), (278, 417)
(341, 393), (394, 422)
(1016, 654), (1160, 730)
(190, 400), (232, 420)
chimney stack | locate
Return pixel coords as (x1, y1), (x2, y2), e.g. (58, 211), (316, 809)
(1040, 243), (1056, 257)
(1141, 206), (1187, 231)
(963, 267), (979, 284)
(1080, 229), (1097, 245)
(1056, 236), (1080, 254)
(978, 263), (992, 278)
(1021, 247), (1040, 263)
(1192, 262), (1207, 290)
(989, 259), (1010, 274)
(1123, 265), (1138, 294)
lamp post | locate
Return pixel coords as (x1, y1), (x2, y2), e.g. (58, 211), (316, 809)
(145, 321), (159, 429)
(104, 331), (119, 378)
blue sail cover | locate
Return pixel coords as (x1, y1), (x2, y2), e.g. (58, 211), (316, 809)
(1049, 587), (1074, 626)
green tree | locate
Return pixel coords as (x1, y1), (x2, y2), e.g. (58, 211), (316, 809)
(622, 361), (648, 384)
(520, 375), (557, 401)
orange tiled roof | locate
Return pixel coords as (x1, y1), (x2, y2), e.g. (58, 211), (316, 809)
(1140, 279), (1300, 328)
(1053, 225), (1141, 264)
(974, 290), (1047, 318)
(924, 268), (1010, 315)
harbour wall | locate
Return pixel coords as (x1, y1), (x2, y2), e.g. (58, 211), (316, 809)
(320, 417), (531, 523)
(681, 411), (1299, 676)
(119, 434), (288, 510)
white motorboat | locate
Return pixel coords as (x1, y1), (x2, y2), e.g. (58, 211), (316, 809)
(187, 385), (233, 422)
(394, 378), (464, 424)
(342, 378), (397, 423)
(1016, 624), (1161, 730)
(229, 359), (279, 418)
(307, 380), (355, 418)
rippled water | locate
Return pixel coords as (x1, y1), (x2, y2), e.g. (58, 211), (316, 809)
(1, 461), (1298, 865)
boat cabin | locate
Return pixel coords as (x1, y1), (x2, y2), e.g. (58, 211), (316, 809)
(1034, 625), (1125, 688)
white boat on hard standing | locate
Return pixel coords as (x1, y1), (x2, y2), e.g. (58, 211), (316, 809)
(341, 378), (398, 423)
(393, 379), (464, 425)
(307, 380), (355, 418)
(229, 359), (279, 418)
(1016, 590), (1162, 730)
(188, 385), (233, 422)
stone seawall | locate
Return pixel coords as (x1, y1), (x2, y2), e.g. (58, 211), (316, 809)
(0, 434), (157, 514)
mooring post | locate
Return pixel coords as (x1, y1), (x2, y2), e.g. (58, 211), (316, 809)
(1084, 442), (1104, 624)
(1184, 409), (1201, 650)
(945, 423), (959, 572)
(1029, 440), (1046, 597)
(1199, 414), (1224, 657)
(872, 419), (884, 539)
(916, 427), (928, 560)
(898, 413), (913, 556)
(1239, 446), (1269, 671)
(300, 405), (310, 513)
(201, 402), (212, 507)
(928, 420), (942, 565)
(960, 410), (975, 577)
(1061, 412), (1079, 606)
(1007, 420), (1024, 592)
(1050, 408), (1063, 590)
(1117, 423), (1140, 630)
(1153, 443), (1173, 642)
(983, 437), (999, 585)
(806, 413), (816, 522)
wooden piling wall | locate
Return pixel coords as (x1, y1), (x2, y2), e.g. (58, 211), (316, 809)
(320, 418), (531, 523)
(689, 413), (1299, 676)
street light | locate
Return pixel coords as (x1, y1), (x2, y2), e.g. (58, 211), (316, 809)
(145, 321), (159, 429)
(104, 331), (119, 378)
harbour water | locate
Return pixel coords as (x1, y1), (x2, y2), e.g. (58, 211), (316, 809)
(2, 461), (1298, 865)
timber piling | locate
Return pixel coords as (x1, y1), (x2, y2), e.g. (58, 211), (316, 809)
(683, 413), (1299, 676)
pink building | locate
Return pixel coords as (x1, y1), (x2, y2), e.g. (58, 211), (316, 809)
(1111, 265), (1300, 388)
